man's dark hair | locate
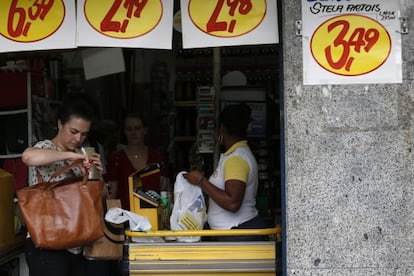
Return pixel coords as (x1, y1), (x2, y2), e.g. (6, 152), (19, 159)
(220, 103), (252, 138)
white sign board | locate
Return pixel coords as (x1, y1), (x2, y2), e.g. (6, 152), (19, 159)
(82, 48), (125, 80)
(302, 0), (402, 85)
(77, 0), (173, 49)
(0, 0), (76, 53)
(180, 0), (279, 48)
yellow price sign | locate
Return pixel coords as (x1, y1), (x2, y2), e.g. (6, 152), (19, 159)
(188, 0), (266, 38)
(311, 14), (391, 76)
(84, 0), (163, 39)
(0, 0), (65, 42)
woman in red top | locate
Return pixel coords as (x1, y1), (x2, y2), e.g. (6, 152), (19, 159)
(106, 113), (168, 210)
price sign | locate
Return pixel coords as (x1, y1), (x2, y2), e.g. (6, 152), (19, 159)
(0, 0), (76, 53)
(188, 0), (266, 37)
(302, 0), (402, 85)
(84, 0), (162, 39)
(311, 15), (391, 76)
(181, 0), (278, 48)
(78, 0), (173, 49)
(0, 0), (65, 42)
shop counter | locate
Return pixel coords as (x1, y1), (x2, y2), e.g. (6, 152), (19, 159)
(124, 164), (281, 275)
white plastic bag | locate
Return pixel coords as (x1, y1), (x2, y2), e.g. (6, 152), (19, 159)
(105, 207), (152, 232)
(170, 171), (207, 242)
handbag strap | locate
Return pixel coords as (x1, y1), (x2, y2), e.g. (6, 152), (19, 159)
(47, 160), (88, 189)
(48, 159), (84, 181)
(35, 168), (43, 184)
(102, 194), (126, 243)
(103, 201), (126, 237)
(104, 231), (125, 244)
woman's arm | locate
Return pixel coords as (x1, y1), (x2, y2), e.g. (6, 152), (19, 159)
(22, 147), (86, 166)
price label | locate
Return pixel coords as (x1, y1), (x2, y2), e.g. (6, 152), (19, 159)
(0, 0), (65, 42)
(188, 0), (266, 37)
(311, 14), (391, 76)
(84, 0), (163, 39)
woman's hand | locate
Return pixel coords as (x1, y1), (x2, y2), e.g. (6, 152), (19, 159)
(83, 152), (103, 173)
(68, 151), (89, 162)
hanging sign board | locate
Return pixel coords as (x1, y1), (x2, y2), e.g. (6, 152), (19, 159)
(77, 0), (173, 49)
(0, 0), (76, 53)
(180, 0), (279, 49)
(302, 0), (402, 85)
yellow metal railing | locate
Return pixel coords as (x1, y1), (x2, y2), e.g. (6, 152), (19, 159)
(125, 225), (281, 240)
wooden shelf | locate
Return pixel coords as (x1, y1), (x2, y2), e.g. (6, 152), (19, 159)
(174, 136), (196, 142)
(0, 109), (28, 115)
(0, 71), (32, 159)
(0, 154), (22, 159)
(174, 101), (197, 107)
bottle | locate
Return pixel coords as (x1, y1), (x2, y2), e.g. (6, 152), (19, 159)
(81, 146), (102, 180)
(164, 190), (176, 241)
(160, 191), (170, 230)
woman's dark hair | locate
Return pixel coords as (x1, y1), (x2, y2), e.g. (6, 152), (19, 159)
(57, 93), (96, 125)
(124, 113), (147, 128)
(220, 103), (251, 138)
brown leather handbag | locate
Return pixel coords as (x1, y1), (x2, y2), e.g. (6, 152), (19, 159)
(17, 160), (105, 250)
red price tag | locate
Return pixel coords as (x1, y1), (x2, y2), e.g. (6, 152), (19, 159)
(0, 0), (65, 42)
(311, 14), (391, 76)
(188, 0), (266, 38)
(84, 0), (163, 39)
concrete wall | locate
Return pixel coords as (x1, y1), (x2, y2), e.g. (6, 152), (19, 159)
(282, 0), (414, 275)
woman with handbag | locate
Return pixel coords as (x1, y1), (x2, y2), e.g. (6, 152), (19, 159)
(21, 93), (104, 276)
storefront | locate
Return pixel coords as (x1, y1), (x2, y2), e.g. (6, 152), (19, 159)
(0, 1), (283, 275)
(2, 0), (413, 275)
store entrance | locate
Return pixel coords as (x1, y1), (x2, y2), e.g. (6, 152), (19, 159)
(0, 34), (284, 276)
(136, 43), (283, 228)
(119, 42), (284, 275)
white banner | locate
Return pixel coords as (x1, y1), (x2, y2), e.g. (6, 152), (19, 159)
(77, 0), (173, 49)
(180, 0), (279, 49)
(0, 0), (76, 53)
(302, 0), (402, 85)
